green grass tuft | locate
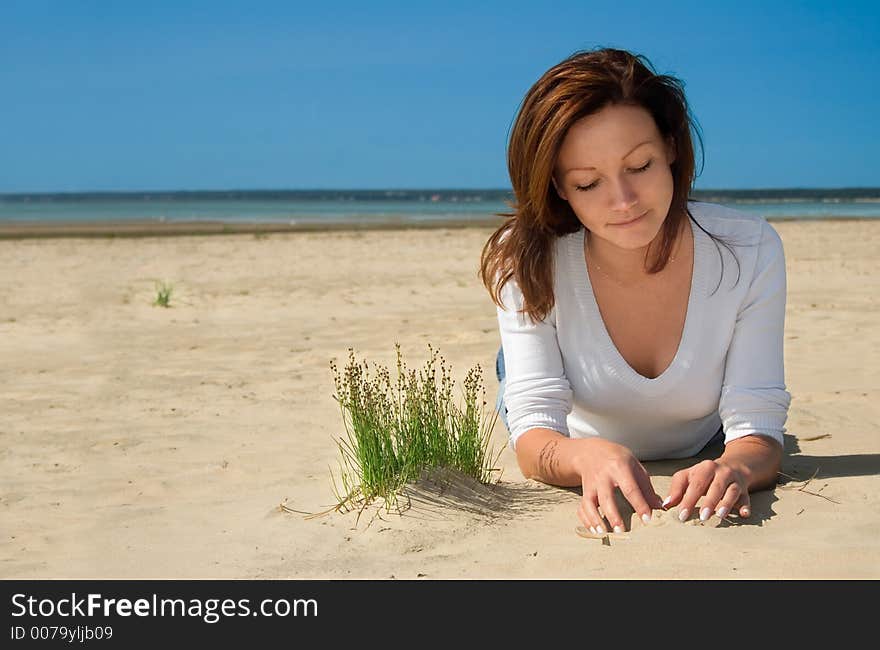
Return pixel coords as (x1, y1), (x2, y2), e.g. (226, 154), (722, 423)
(152, 281), (174, 308)
(328, 343), (501, 518)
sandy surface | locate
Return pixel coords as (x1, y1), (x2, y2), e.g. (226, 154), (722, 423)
(1, 219), (878, 579)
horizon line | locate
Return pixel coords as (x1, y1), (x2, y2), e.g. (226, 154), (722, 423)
(2, 186), (880, 198)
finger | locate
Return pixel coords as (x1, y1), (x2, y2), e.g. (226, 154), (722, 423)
(577, 494), (600, 533)
(736, 492), (751, 518)
(662, 469), (690, 509)
(678, 462), (715, 522)
(633, 462), (665, 511)
(597, 483), (625, 533)
(616, 470), (656, 524)
(698, 466), (736, 521)
(576, 499), (590, 530)
(578, 478), (603, 533)
(581, 493), (606, 534)
(712, 481), (742, 521)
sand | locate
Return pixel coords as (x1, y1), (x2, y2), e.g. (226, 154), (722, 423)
(1, 219), (878, 579)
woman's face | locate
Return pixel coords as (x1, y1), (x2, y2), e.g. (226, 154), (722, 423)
(552, 103), (677, 251)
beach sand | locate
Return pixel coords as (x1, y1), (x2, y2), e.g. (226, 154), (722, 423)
(1, 219), (877, 579)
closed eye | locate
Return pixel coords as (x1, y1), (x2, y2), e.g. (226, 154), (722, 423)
(575, 160), (653, 192)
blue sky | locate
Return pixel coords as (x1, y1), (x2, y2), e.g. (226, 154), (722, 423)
(1, 1), (877, 192)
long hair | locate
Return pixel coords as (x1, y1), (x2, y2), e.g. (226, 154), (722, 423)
(479, 47), (740, 323)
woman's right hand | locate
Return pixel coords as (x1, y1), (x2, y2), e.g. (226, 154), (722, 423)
(573, 438), (664, 533)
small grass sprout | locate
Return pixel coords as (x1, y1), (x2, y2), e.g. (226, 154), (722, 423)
(153, 281), (174, 308)
(328, 343), (501, 521)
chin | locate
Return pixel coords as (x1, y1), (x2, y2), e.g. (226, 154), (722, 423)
(610, 218), (665, 249)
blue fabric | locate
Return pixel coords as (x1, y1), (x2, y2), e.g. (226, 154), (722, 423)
(494, 343), (724, 453)
(494, 345), (510, 431)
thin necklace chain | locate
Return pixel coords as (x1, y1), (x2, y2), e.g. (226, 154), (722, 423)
(585, 230), (679, 288)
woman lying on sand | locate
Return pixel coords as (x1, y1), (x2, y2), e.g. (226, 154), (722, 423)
(480, 48), (790, 535)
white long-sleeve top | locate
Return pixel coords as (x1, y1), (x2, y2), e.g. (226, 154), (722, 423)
(496, 200), (791, 459)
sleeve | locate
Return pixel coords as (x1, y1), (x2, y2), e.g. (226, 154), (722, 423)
(718, 218), (792, 448)
(497, 277), (573, 452)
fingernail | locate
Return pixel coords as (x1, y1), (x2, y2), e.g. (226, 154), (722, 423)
(613, 525), (623, 534)
(679, 508), (689, 522)
(716, 506), (729, 519)
(596, 525), (605, 534)
(699, 507), (711, 522)
(589, 526), (596, 535)
(642, 513), (652, 524)
(662, 496), (671, 508)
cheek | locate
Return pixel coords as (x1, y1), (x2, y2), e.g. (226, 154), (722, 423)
(567, 198), (604, 226)
(640, 167), (674, 197)
(567, 193), (594, 214)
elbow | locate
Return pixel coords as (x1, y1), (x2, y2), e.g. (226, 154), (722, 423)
(514, 444), (537, 481)
(511, 429), (545, 481)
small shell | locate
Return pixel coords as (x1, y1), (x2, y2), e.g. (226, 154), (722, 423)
(575, 526), (630, 541)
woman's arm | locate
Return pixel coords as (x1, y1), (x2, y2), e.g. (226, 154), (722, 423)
(661, 218), (791, 523)
(663, 433), (783, 521)
(516, 427), (664, 533)
(718, 219), (791, 455)
(496, 277), (573, 453)
(716, 433), (783, 492)
(514, 427), (588, 486)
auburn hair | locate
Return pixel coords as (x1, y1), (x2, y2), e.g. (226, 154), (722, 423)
(479, 47), (739, 323)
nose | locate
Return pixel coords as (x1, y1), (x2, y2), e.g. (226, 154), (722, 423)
(607, 175), (639, 213)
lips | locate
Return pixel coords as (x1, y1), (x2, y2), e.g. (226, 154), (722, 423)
(612, 210), (647, 226)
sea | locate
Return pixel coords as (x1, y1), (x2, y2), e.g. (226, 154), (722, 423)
(1, 189), (879, 228)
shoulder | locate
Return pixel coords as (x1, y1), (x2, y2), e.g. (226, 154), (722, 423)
(497, 228), (579, 319)
(689, 199), (765, 239)
(688, 199), (784, 256)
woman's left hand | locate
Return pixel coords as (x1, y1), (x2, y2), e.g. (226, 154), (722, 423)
(661, 459), (751, 523)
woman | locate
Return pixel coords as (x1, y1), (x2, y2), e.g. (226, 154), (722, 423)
(479, 48), (790, 536)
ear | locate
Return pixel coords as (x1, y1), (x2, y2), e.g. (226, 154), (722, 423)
(551, 175), (568, 202)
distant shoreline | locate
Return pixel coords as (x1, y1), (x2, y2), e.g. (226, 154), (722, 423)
(0, 218), (503, 239)
(2, 188), (879, 201)
(0, 215), (874, 239)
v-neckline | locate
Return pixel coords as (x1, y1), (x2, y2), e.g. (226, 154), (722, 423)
(569, 214), (708, 394)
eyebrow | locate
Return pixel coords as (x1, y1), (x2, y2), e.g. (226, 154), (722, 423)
(563, 140), (654, 174)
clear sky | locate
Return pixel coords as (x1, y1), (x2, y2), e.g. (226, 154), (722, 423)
(1, 0), (877, 192)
